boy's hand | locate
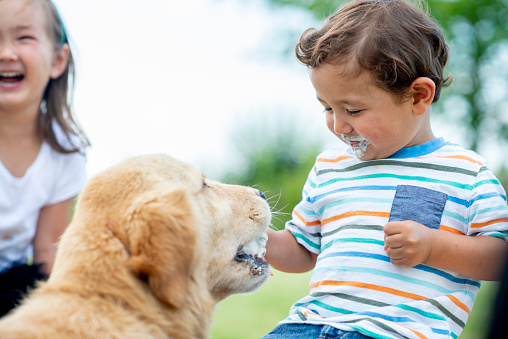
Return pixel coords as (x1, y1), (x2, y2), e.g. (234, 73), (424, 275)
(384, 220), (434, 268)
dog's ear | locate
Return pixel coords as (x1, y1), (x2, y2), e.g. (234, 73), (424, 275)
(127, 188), (197, 308)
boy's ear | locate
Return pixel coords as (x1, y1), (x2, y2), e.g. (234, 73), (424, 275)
(50, 44), (70, 79)
(410, 77), (436, 116)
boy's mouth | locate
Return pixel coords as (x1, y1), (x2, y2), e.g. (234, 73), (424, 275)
(0, 73), (24, 87)
(341, 135), (370, 158)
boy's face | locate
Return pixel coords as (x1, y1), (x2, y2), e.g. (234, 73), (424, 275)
(309, 62), (430, 160)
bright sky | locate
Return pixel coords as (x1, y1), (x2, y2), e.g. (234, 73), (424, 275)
(52, 0), (337, 179)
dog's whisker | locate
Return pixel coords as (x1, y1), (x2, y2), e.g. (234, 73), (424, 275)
(265, 190), (285, 211)
(269, 224), (278, 231)
(271, 204), (290, 215)
(270, 212), (290, 225)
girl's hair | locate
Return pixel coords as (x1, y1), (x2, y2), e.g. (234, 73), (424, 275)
(38, 0), (89, 154)
(295, 0), (452, 103)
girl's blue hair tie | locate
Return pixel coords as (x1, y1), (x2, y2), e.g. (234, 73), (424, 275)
(51, 1), (67, 45)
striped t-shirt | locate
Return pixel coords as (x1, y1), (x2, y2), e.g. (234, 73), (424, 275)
(283, 138), (508, 339)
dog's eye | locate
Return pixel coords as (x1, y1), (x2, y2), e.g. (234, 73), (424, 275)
(202, 180), (210, 190)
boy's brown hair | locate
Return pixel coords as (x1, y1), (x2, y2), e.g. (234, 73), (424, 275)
(296, 0), (452, 103)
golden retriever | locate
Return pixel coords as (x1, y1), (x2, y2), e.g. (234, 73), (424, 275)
(0, 154), (272, 339)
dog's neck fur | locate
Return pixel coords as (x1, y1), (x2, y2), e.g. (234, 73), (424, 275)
(44, 216), (215, 339)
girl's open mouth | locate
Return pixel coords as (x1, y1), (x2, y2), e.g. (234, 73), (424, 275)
(0, 73), (24, 87)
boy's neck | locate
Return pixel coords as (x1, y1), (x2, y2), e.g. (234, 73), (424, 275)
(409, 110), (435, 147)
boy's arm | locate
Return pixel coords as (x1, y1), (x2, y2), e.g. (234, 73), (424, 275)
(384, 220), (508, 281)
(265, 228), (318, 273)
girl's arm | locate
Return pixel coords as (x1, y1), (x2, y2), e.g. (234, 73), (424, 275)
(384, 220), (508, 281)
(265, 228), (318, 273)
(33, 197), (75, 275)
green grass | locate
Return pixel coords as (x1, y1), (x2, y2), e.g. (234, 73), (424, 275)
(211, 271), (500, 339)
(460, 281), (500, 339)
(211, 271), (312, 339)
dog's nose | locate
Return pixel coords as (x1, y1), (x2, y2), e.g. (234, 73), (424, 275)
(257, 190), (267, 200)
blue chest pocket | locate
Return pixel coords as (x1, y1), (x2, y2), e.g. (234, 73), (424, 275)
(388, 185), (448, 229)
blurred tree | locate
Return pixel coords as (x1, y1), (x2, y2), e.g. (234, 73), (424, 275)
(263, 0), (508, 154)
(220, 112), (323, 230)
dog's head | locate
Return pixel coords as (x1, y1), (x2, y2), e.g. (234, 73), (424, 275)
(68, 154), (271, 307)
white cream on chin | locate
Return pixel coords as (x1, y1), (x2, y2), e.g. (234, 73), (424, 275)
(341, 135), (371, 158)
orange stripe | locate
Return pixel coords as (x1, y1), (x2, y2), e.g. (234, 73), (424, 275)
(310, 280), (427, 301)
(399, 324), (428, 339)
(293, 210), (321, 226)
(317, 155), (353, 163)
(322, 211), (390, 225)
(303, 310), (323, 319)
(446, 294), (470, 314)
(471, 217), (508, 228)
(439, 225), (465, 235)
(436, 155), (483, 166)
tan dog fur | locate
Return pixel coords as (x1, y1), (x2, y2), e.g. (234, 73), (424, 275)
(0, 154), (271, 339)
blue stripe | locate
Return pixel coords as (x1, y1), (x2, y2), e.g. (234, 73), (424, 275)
(318, 251), (481, 288)
(309, 186), (397, 203)
(308, 185), (503, 207)
(470, 192), (507, 205)
(467, 205), (508, 224)
(293, 232), (320, 249)
(318, 174), (473, 190)
(388, 137), (448, 158)
(448, 196), (469, 207)
(313, 266), (475, 300)
(475, 178), (503, 188)
(442, 210), (467, 223)
(319, 251), (391, 263)
(356, 311), (450, 334)
(432, 328), (452, 335)
(318, 198), (393, 215)
(356, 311), (416, 323)
(300, 206), (316, 216)
(293, 300), (353, 315)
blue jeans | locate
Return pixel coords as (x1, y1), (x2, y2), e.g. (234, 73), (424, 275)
(261, 323), (374, 339)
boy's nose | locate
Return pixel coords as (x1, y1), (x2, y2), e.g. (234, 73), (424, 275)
(334, 116), (353, 135)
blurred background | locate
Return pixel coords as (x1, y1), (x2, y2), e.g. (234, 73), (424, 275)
(54, 0), (508, 338)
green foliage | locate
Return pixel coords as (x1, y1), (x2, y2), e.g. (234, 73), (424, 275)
(221, 113), (323, 230)
(428, 0), (508, 152)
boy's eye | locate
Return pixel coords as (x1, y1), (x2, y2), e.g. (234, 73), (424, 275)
(346, 109), (362, 115)
(322, 107), (333, 113)
(18, 36), (35, 41)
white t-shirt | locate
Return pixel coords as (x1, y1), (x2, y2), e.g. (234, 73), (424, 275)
(0, 124), (86, 272)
